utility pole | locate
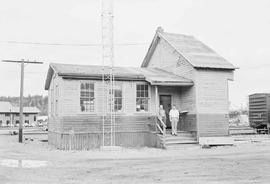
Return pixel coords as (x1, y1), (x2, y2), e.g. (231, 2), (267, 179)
(2, 59), (43, 143)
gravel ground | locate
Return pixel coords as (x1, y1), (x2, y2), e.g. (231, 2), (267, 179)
(0, 134), (270, 184)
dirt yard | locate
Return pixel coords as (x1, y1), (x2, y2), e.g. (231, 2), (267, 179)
(0, 134), (270, 184)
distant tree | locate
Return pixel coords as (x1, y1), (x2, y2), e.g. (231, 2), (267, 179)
(0, 95), (48, 115)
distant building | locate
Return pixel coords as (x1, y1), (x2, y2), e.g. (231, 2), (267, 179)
(0, 101), (40, 127)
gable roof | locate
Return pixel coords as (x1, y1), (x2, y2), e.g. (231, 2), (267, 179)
(141, 27), (237, 70)
(45, 63), (193, 90)
(0, 101), (13, 113)
(12, 107), (40, 113)
(0, 101), (40, 113)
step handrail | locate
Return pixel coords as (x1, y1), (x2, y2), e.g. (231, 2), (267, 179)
(156, 122), (163, 134)
(156, 115), (166, 148)
(157, 116), (166, 135)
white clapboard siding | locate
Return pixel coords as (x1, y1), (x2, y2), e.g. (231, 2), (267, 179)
(56, 79), (155, 116)
(123, 82), (137, 114)
(195, 69), (233, 114)
(62, 79), (80, 115)
(195, 69), (233, 136)
(149, 39), (178, 69)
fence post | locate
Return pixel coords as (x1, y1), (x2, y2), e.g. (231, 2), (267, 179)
(69, 129), (75, 150)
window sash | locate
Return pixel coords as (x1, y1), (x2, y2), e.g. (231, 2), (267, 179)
(109, 85), (123, 112)
(136, 84), (149, 112)
(80, 82), (95, 112)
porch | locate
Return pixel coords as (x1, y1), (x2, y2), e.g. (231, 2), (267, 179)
(146, 75), (198, 148)
(146, 72), (196, 130)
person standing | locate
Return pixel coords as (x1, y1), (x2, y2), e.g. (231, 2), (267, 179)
(158, 105), (166, 125)
(169, 105), (179, 136)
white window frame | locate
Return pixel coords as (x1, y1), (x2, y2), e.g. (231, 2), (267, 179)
(135, 83), (150, 112)
(109, 83), (123, 113)
(80, 82), (95, 113)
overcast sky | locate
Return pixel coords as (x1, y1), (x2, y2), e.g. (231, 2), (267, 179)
(0, 0), (270, 109)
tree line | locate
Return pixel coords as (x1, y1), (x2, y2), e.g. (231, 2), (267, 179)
(0, 95), (48, 115)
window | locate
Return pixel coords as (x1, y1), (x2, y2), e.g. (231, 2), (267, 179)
(5, 113), (10, 117)
(136, 84), (149, 112)
(109, 84), (122, 112)
(6, 120), (10, 125)
(80, 83), (95, 112)
(25, 114), (29, 117)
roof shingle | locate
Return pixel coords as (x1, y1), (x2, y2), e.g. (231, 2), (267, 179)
(45, 63), (193, 90)
(142, 29), (237, 70)
(160, 32), (236, 69)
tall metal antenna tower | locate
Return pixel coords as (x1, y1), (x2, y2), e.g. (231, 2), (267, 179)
(101, 0), (116, 147)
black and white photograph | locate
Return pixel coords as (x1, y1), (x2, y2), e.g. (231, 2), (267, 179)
(0, 0), (270, 183)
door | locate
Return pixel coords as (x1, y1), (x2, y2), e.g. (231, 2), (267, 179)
(159, 95), (172, 128)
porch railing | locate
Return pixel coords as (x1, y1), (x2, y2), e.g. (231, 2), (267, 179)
(156, 115), (166, 148)
(156, 116), (166, 135)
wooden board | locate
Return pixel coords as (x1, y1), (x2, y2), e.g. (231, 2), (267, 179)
(48, 131), (158, 150)
(199, 136), (234, 146)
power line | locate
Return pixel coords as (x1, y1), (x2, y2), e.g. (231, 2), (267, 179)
(0, 70), (47, 74)
(241, 65), (270, 69)
(0, 41), (148, 47)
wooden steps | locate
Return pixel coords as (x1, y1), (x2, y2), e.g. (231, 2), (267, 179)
(229, 126), (257, 135)
(157, 130), (198, 149)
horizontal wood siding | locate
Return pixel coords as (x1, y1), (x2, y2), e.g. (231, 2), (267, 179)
(62, 79), (80, 115)
(179, 114), (197, 132)
(59, 80), (152, 116)
(196, 70), (232, 114)
(148, 38), (177, 69)
(48, 116), (61, 132)
(123, 82), (136, 114)
(180, 86), (196, 114)
(176, 55), (197, 115)
(197, 114), (229, 136)
(60, 115), (156, 133)
(48, 74), (62, 118)
(195, 69), (233, 137)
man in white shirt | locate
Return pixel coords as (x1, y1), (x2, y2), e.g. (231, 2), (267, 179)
(169, 105), (179, 136)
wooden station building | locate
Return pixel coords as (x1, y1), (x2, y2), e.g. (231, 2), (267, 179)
(45, 28), (237, 149)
